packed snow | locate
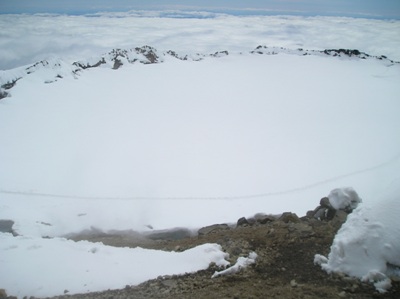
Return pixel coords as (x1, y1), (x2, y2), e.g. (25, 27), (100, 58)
(1, 10), (400, 298)
(0, 233), (229, 298)
(315, 181), (400, 292)
(212, 252), (258, 278)
(327, 187), (362, 211)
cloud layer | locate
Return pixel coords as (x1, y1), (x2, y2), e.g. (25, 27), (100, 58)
(1, 12), (400, 70)
(1, 0), (399, 18)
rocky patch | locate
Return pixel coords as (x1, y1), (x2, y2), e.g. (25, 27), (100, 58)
(16, 197), (393, 299)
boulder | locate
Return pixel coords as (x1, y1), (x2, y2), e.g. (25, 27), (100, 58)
(0, 219), (16, 235)
(320, 197), (333, 209)
(237, 217), (250, 227)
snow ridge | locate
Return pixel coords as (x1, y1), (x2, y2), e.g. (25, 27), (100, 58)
(0, 45), (398, 99)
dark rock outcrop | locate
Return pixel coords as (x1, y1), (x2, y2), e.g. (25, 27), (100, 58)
(1, 45), (397, 100)
(252, 45), (397, 63)
(73, 57), (106, 69)
(0, 219), (17, 235)
(134, 45), (160, 64)
(0, 88), (8, 100)
(237, 217), (250, 227)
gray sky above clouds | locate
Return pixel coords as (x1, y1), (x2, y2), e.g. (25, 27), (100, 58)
(0, 0), (399, 18)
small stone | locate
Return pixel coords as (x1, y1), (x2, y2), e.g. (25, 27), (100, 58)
(350, 284), (359, 292)
(279, 212), (300, 223)
(313, 207), (326, 220)
(338, 291), (346, 297)
(331, 210), (348, 227)
(290, 279), (298, 287)
(231, 246), (242, 256)
(306, 210), (316, 218)
(325, 208), (336, 220)
(320, 197), (333, 209)
(343, 276), (356, 282)
(247, 218), (256, 225)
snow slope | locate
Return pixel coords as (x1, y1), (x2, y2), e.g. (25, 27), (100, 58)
(315, 181), (400, 292)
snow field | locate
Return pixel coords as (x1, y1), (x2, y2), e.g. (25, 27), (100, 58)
(1, 53), (399, 237)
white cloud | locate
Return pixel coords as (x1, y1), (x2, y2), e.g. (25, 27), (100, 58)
(0, 13), (399, 70)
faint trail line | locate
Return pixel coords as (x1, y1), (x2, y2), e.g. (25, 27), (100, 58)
(1, 152), (399, 201)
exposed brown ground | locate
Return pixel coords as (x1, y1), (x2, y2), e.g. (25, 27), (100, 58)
(39, 214), (400, 299)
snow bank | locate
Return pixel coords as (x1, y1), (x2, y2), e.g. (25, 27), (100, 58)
(328, 187), (362, 211)
(0, 233), (229, 298)
(315, 182), (400, 292)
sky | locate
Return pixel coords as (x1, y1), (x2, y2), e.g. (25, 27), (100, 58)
(1, 13), (400, 71)
(0, 0), (400, 18)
